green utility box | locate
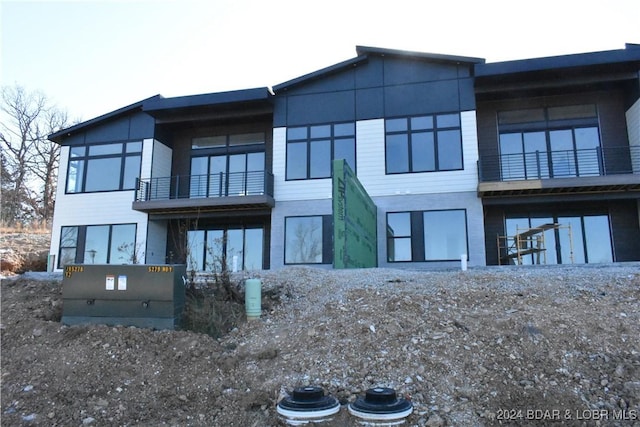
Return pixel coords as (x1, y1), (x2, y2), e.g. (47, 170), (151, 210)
(62, 264), (186, 330)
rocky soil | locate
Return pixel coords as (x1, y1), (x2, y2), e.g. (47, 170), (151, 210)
(0, 231), (50, 274)
(1, 263), (639, 426)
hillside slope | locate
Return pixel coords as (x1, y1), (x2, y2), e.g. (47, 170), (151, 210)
(1, 265), (639, 426)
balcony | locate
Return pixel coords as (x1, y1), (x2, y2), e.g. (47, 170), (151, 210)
(133, 171), (275, 214)
(478, 146), (640, 198)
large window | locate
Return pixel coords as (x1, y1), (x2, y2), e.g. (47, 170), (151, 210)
(505, 214), (613, 264)
(190, 132), (265, 198)
(66, 142), (142, 193)
(387, 209), (468, 262)
(385, 113), (462, 174)
(286, 123), (356, 180)
(187, 227), (264, 272)
(58, 223), (137, 268)
(498, 105), (601, 180)
(284, 216), (332, 264)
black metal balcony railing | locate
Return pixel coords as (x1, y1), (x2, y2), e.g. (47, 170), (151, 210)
(478, 146), (640, 182)
(135, 171), (274, 202)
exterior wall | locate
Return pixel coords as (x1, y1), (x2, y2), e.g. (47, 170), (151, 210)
(150, 140), (172, 178)
(270, 111), (485, 270)
(49, 145), (149, 271)
(146, 219), (168, 264)
(483, 200), (640, 265)
(273, 111), (479, 200)
(477, 90), (632, 169)
(138, 140), (173, 264)
(272, 53), (484, 270)
(269, 198), (333, 270)
(356, 112), (478, 197)
(627, 98), (640, 172)
(272, 127), (333, 201)
(375, 191), (485, 269)
(274, 56), (476, 127)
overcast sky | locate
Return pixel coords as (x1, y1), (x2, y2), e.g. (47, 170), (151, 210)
(2, 0), (639, 122)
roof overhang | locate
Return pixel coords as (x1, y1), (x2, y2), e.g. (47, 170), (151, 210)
(273, 45), (485, 93)
(474, 44), (640, 99)
(48, 95), (162, 144)
(143, 87), (274, 126)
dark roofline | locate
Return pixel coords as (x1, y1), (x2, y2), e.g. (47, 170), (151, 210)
(143, 87), (272, 113)
(355, 45), (485, 65)
(272, 56), (367, 93)
(48, 87), (273, 143)
(49, 95), (161, 143)
(273, 45), (485, 93)
(475, 43), (640, 77)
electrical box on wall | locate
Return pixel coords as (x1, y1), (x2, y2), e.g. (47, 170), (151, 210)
(61, 264), (187, 330)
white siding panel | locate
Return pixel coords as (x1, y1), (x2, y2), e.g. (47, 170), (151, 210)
(49, 146), (71, 266)
(626, 99), (640, 172)
(49, 146), (149, 270)
(141, 139), (171, 182)
(356, 112), (479, 197)
(273, 112), (480, 201)
(151, 140), (172, 178)
(140, 139), (154, 179)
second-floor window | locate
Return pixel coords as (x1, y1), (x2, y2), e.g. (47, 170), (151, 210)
(385, 113), (463, 174)
(190, 132), (265, 197)
(66, 142), (142, 193)
(286, 122), (356, 180)
(498, 105), (601, 180)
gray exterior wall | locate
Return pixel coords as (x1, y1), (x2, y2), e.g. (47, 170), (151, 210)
(63, 111), (155, 146)
(274, 56), (476, 127)
(374, 192), (486, 269)
(270, 199), (333, 270)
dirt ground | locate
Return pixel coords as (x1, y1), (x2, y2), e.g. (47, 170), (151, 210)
(1, 263), (639, 426)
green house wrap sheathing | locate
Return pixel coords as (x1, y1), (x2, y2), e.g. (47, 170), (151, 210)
(332, 159), (378, 268)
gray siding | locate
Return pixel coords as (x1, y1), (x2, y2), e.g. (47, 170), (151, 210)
(69, 111), (154, 145)
(275, 56), (476, 127)
(375, 192), (486, 269)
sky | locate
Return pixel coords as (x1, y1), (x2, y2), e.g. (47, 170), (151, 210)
(2, 0), (639, 123)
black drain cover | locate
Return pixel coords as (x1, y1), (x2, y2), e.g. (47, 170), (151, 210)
(348, 387), (413, 420)
(277, 386), (340, 418)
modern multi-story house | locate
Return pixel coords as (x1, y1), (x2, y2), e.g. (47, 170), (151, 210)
(48, 44), (640, 272)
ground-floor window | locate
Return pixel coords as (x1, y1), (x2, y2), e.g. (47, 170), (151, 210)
(186, 226), (263, 272)
(58, 223), (137, 268)
(284, 215), (332, 264)
(505, 214), (613, 264)
(387, 209), (468, 262)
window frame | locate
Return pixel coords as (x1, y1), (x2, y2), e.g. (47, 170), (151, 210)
(504, 212), (613, 265)
(285, 122), (356, 181)
(386, 209), (468, 263)
(384, 113), (463, 175)
(57, 223), (138, 268)
(497, 105), (602, 180)
(190, 132), (266, 197)
(65, 141), (142, 194)
(186, 226), (265, 272)
(284, 215), (333, 264)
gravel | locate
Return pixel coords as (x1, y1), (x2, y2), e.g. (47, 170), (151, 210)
(1, 263), (639, 426)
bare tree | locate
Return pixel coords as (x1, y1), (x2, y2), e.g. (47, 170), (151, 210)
(0, 85), (72, 226)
